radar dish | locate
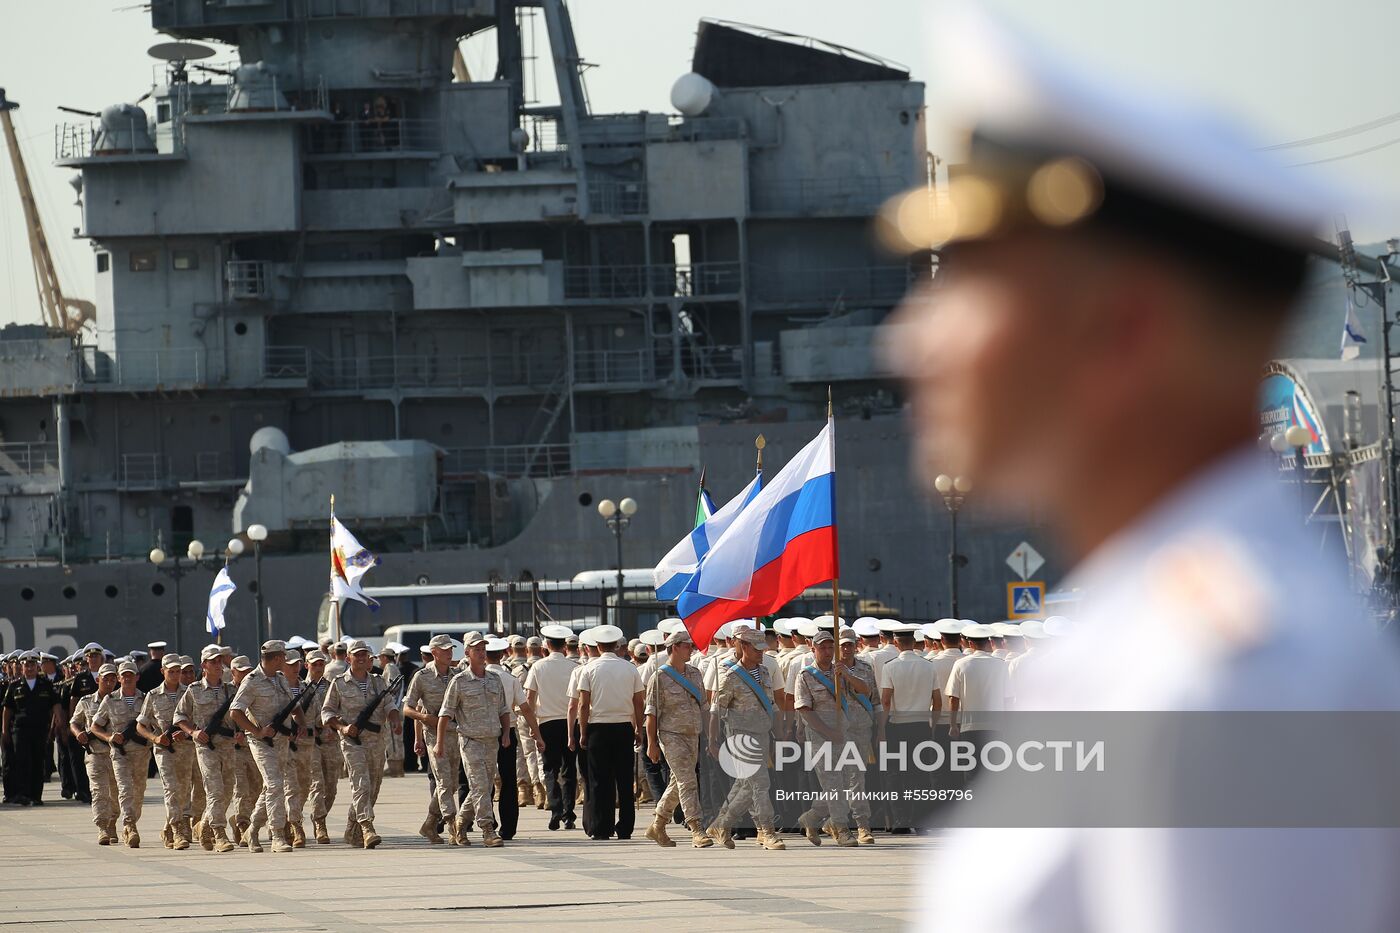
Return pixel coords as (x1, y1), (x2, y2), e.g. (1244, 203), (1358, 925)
(148, 41), (216, 62)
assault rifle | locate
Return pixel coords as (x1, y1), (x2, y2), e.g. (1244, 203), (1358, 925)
(261, 688), (304, 749)
(202, 688), (237, 749)
(345, 674), (404, 746)
(114, 718), (148, 757)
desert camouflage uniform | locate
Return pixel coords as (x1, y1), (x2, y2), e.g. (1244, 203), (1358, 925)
(230, 667), (295, 833)
(405, 664), (458, 824)
(321, 670), (396, 831)
(647, 661), (706, 823)
(174, 680), (237, 832)
(440, 668), (508, 836)
(140, 685), (194, 842)
(93, 689), (149, 834)
(710, 662), (776, 830)
(70, 692), (117, 836)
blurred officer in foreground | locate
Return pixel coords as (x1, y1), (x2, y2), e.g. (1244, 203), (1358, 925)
(883, 6), (1400, 932)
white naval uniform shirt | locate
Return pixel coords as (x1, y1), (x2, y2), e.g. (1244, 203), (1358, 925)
(879, 650), (938, 724)
(943, 651), (1010, 732)
(575, 653), (643, 724)
(486, 663), (526, 717)
(523, 654), (576, 724)
(928, 648), (965, 698)
(858, 646), (889, 685)
(918, 451), (1400, 933)
(785, 648), (813, 696)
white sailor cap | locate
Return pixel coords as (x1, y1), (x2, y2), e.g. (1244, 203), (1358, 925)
(934, 619), (967, 636)
(540, 624), (573, 640)
(1043, 616), (1075, 637)
(82, 642), (105, 655)
(892, 623), (922, 636)
(39, 651), (58, 662)
(485, 637), (510, 653)
(771, 619), (792, 636)
(796, 620), (820, 639)
(286, 635), (307, 648)
(18, 649), (39, 661)
(962, 624), (995, 640)
(577, 629), (597, 648)
(852, 619), (882, 638)
(989, 622), (1017, 637)
(919, 623), (943, 642)
(657, 618), (686, 636)
(592, 624), (624, 645)
(1019, 620), (1048, 639)
(639, 630), (665, 647)
(714, 622), (734, 641)
(876, 620), (903, 634)
(878, 4), (1327, 297)
(147, 641), (168, 650)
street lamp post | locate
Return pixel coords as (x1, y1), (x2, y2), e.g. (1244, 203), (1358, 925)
(148, 539), (220, 655)
(934, 474), (972, 617)
(247, 524), (269, 640)
(597, 497), (638, 626)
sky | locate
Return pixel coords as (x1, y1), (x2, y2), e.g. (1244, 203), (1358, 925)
(3, 0), (1399, 329)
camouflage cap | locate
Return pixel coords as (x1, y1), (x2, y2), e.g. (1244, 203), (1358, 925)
(161, 654), (182, 669)
(200, 645), (223, 662)
(231, 655), (254, 671)
(97, 662), (118, 677)
(117, 660), (139, 675)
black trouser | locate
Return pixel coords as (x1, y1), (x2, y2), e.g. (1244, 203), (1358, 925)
(884, 721), (933, 830)
(10, 727), (48, 802)
(584, 722), (635, 840)
(539, 719), (576, 822)
(495, 728), (520, 839)
(1, 731), (15, 800)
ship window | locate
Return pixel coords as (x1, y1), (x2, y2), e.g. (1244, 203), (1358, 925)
(172, 249), (199, 271)
(130, 250), (157, 272)
(234, 322), (248, 336)
(96, 253), (110, 273)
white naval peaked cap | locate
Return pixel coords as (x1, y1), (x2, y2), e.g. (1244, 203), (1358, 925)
(1043, 616), (1074, 637)
(796, 620), (820, 639)
(577, 628), (597, 647)
(919, 623), (942, 641)
(730, 619), (757, 631)
(876, 620), (903, 634)
(591, 624), (624, 644)
(771, 619), (793, 636)
(639, 630), (666, 647)
(852, 619), (881, 638)
(990, 622), (1017, 636)
(540, 624), (573, 640)
(286, 635), (307, 648)
(933, 619), (967, 636)
(715, 622), (734, 641)
(657, 618), (686, 636)
(485, 637), (510, 652)
(962, 624), (995, 639)
(908, 3), (1337, 249)
(1019, 620), (1048, 639)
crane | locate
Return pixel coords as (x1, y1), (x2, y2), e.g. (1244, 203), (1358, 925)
(0, 87), (94, 335)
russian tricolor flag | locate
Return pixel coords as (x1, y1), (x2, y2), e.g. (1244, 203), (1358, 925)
(678, 419), (837, 650)
(653, 470), (761, 601)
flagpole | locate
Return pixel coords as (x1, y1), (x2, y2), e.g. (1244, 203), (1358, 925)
(756, 434), (765, 473)
(827, 387), (842, 737)
(330, 493), (341, 643)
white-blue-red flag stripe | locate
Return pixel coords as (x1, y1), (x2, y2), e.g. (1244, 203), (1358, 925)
(678, 420), (836, 649)
(653, 471), (760, 601)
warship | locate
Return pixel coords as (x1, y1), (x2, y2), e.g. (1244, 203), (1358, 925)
(0, 0), (1054, 655)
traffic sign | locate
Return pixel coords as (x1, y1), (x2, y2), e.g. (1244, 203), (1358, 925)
(1006, 581), (1045, 619)
(1006, 542), (1044, 581)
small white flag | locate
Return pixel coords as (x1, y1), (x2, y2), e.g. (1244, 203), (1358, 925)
(1341, 294), (1367, 362)
(331, 512), (380, 608)
(206, 567), (236, 636)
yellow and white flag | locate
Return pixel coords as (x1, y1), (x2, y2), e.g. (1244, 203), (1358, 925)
(331, 512), (380, 608)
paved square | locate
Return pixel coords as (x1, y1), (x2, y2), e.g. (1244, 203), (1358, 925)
(0, 774), (931, 931)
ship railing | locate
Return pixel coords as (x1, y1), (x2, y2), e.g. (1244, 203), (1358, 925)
(441, 444), (574, 479)
(749, 263), (915, 304)
(80, 346), (209, 388)
(263, 346), (310, 380)
(0, 443), (59, 480)
(572, 348), (654, 385)
(224, 72), (329, 115)
(563, 261), (742, 300)
(226, 260), (270, 300)
(120, 453), (170, 489)
(662, 115), (746, 142)
(305, 353), (561, 391)
(588, 181), (648, 215)
(750, 174), (904, 215)
(655, 342), (745, 382)
(578, 113), (746, 147)
(305, 117), (440, 155)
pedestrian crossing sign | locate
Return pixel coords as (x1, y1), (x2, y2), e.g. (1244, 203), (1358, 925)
(1007, 582), (1045, 619)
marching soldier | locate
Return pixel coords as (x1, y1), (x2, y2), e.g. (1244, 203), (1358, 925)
(706, 627), (780, 849)
(486, 638), (544, 840)
(377, 645), (405, 778)
(576, 625), (645, 841)
(137, 653), (194, 849)
(643, 629), (713, 848)
(434, 631), (510, 847)
(524, 624), (579, 831)
(228, 655), (262, 845)
(229, 640), (300, 854)
(175, 645), (238, 853)
(89, 660), (149, 847)
(403, 634), (460, 845)
(793, 630), (860, 847)
(69, 661), (119, 844)
(302, 649), (337, 845)
(279, 648), (317, 847)
(1, 650), (63, 807)
(321, 639), (401, 849)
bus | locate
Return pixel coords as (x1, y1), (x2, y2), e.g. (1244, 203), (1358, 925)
(316, 570), (662, 644)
